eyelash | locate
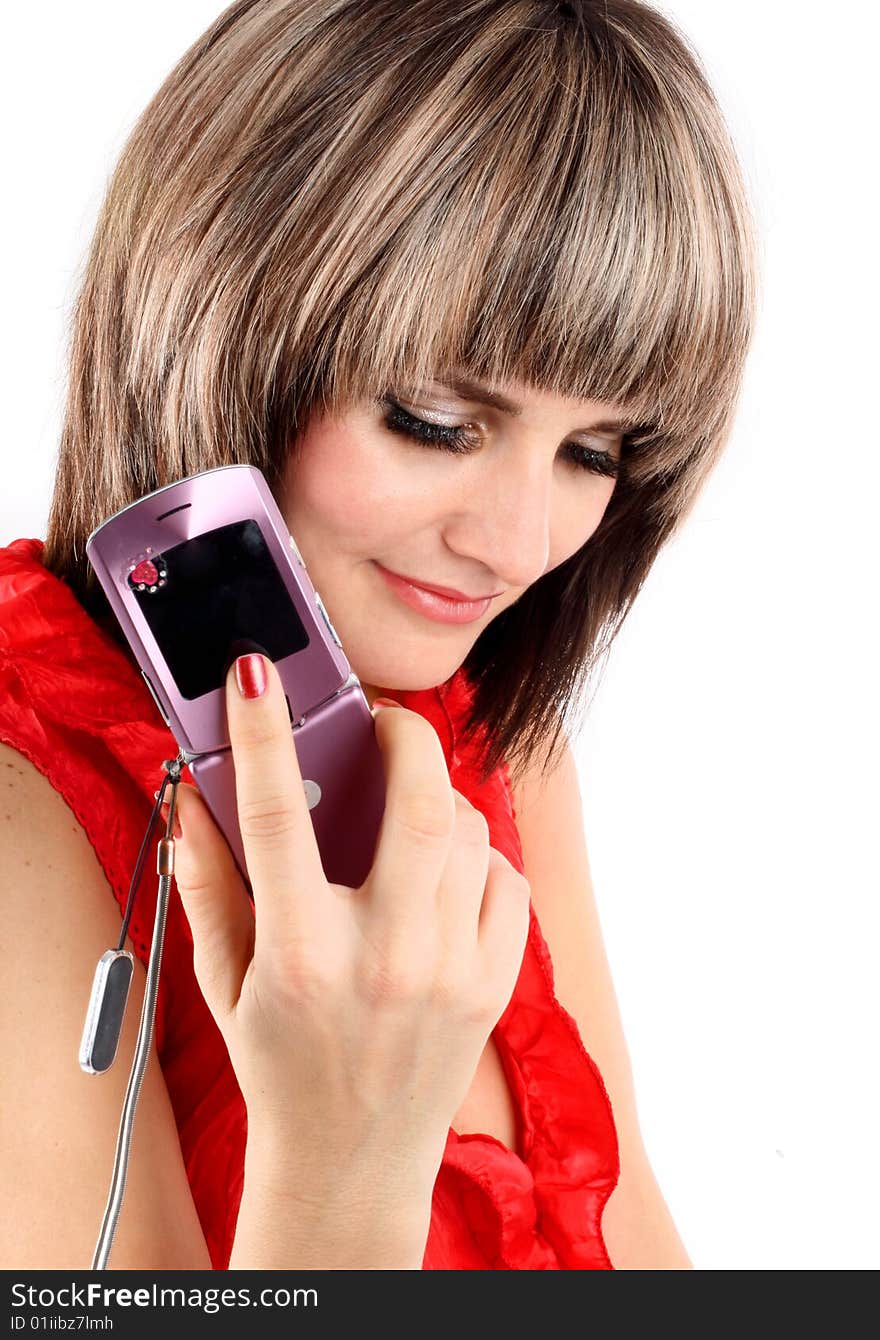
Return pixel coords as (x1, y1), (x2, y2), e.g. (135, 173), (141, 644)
(379, 397), (622, 479)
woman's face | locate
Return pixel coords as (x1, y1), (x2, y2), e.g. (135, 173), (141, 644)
(278, 375), (630, 703)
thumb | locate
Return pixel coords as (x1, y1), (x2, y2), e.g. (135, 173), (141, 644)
(168, 781), (255, 1021)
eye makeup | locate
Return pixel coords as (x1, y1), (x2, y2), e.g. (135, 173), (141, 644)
(377, 395), (622, 479)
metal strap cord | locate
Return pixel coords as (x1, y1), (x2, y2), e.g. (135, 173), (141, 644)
(90, 753), (184, 1270)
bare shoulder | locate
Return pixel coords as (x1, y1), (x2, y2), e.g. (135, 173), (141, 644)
(509, 732), (694, 1269)
(0, 740), (212, 1269)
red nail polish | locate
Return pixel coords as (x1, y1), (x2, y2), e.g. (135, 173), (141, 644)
(235, 653), (268, 699)
(372, 696), (402, 710)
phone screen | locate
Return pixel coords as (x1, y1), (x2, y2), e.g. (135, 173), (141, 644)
(128, 519), (309, 700)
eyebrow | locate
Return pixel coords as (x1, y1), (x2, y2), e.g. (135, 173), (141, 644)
(428, 374), (642, 435)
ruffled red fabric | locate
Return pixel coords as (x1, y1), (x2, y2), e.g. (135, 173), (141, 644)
(0, 537), (619, 1269)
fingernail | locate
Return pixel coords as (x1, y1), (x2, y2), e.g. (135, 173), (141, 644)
(372, 696), (402, 711)
(235, 653), (268, 699)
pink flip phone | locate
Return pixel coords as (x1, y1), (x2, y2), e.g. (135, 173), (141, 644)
(86, 464), (386, 892)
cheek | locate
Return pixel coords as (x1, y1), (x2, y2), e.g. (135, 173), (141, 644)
(282, 423), (402, 552)
(549, 478), (617, 567)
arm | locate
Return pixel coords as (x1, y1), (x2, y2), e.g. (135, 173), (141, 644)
(510, 734), (693, 1270)
(0, 742), (213, 1269)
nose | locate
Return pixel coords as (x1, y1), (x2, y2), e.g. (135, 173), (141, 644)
(443, 450), (553, 591)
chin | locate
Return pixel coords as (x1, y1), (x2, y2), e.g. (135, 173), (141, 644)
(352, 652), (466, 695)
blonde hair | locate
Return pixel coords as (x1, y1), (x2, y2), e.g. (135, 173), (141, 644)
(43, 0), (761, 786)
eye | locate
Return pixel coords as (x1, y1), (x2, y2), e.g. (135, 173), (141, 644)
(378, 396), (622, 479)
(564, 441), (622, 479)
(379, 396), (479, 452)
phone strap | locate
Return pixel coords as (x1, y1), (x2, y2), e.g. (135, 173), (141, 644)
(78, 750), (186, 1269)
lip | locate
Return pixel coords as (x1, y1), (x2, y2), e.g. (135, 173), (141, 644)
(374, 562), (498, 625)
(380, 566), (500, 602)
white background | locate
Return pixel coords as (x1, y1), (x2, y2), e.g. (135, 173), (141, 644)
(2, 3), (877, 1269)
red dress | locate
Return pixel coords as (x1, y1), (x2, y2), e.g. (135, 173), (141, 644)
(0, 537), (619, 1269)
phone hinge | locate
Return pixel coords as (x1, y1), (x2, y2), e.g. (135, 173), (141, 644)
(180, 672), (363, 762)
(293, 670), (362, 728)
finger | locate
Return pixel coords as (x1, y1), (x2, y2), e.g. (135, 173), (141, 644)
(477, 850), (531, 1007)
(436, 792), (491, 952)
(365, 704), (455, 929)
(226, 653), (328, 951)
(170, 781), (255, 1018)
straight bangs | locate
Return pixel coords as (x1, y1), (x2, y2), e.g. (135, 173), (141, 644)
(42, 0), (760, 786)
(302, 2), (759, 523)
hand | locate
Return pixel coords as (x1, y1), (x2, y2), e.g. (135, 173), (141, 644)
(169, 655), (531, 1203)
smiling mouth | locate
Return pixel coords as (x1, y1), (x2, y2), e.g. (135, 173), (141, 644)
(372, 562), (501, 626)
(375, 563), (502, 602)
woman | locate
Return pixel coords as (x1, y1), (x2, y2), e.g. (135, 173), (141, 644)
(0, 0), (758, 1269)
